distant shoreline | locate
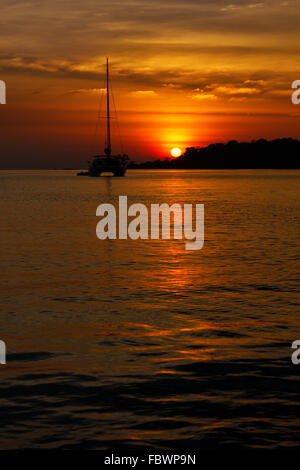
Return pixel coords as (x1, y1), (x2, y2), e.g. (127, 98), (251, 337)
(128, 138), (300, 170)
(1, 138), (299, 171)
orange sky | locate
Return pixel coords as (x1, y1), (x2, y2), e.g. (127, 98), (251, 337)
(1, 0), (300, 168)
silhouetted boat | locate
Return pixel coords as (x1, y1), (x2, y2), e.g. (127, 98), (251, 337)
(78, 58), (129, 177)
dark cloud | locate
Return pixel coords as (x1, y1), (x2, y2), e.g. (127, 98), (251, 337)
(1, 0), (299, 59)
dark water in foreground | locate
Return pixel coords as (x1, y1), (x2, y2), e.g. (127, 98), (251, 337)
(0, 169), (299, 451)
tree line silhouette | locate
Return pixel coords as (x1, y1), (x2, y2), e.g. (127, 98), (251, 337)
(128, 138), (300, 169)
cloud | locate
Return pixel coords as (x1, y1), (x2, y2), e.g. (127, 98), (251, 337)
(220, 1), (264, 11)
(130, 90), (157, 96)
(214, 86), (261, 95)
(248, 2), (264, 8)
(244, 79), (267, 86)
(220, 4), (241, 11)
(1, 0), (299, 64)
(0, 56), (60, 73)
(192, 93), (217, 100)
(0, 0), (299, 106)
(191, 79), (268, 100)
(162, 83), (181, 88)
(67, 88), (106, 95)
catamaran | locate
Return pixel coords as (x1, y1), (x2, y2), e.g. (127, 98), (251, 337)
(78, 58), (129, 177)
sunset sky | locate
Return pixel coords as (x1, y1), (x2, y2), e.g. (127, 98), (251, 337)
(1, 0), (300, 167)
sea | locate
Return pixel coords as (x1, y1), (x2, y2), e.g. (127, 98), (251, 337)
(0, 169), (299, 451)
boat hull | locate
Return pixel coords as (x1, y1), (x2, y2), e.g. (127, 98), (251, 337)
(88, 155), (128, 177)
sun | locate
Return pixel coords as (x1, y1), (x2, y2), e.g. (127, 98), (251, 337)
(170, 147), (182, 158)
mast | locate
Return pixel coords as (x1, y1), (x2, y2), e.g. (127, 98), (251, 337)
(105, 57), (111, 156)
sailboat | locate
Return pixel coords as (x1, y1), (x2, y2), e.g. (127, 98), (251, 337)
(78, 58), (129, 177)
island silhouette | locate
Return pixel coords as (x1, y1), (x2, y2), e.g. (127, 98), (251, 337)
(128, 138), (300, 169)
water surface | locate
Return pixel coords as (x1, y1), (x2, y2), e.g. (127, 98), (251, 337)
(0, 169), (299, 450)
